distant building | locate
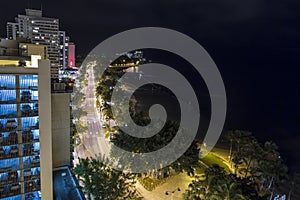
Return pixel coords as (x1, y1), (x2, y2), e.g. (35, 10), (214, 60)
(6, 9), (75, 81)
(58, 31), (70, 70)
(68, 43), (75, 68)
(6, 22), (19, 41)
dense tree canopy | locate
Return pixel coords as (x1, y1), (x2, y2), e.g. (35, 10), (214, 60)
(111, 119), (200, 176)
(73, 157), (139, 200)
(184, 164), (263, 200)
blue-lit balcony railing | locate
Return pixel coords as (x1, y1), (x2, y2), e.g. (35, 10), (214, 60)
(0, 113), (17, 120)
(0, 146), (19, 160)
(24, 174), (40, 181)
(21, 118), (39, 131)
(24, 179), (40, 193)
(0, 75), (16, 89)
(0, 183), (21, 199)
(0, 171), (20, 186)
(25, 191), (41, 199)
(21, 109), (38, 118)
(22, 132), (39, 144)
(0, 132), (18, 146)
(0, 75), (40, 199)
(0, 99), (16, 105)
(23, 156), (40, 169)
(0, 159), (20, 172)
(0, 86), (16, 90)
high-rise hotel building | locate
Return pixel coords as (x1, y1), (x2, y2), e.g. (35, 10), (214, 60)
(0, 42), (52, 199)
(6, 9), (73, 80)
(58, 31), (69, 70)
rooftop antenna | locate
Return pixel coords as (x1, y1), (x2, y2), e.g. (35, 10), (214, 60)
(41, 0), (43, 12)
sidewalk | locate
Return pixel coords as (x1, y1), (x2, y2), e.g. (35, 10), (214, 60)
(136, 173), (192, 200)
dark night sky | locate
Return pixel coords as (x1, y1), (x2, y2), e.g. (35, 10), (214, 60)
(1, 0), (300, 171)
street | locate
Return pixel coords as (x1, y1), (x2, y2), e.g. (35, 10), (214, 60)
(75, 67), (111, 161)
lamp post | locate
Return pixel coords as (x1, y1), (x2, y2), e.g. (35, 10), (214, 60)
(165, 188), (181, 200)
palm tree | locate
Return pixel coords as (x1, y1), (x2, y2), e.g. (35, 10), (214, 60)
(287, 173), (300, 200)
(111, 119), (200, 178)
(185, 165), (252, 200)
(73, 157), (138, 200)
(240, 137), (262, 178)
(225, 130), (252, 168)
(184, 176), (204, 200)
(73, 158), (93, 200)
(225, 131), (235, 167)
(184, 165), (224, 200)
(232, 152), (243, 175)
(256, 141), (288, 199)
(212, 182), (248, 200)
(73, 91), (86, 105)
(230, 130), (252, 153)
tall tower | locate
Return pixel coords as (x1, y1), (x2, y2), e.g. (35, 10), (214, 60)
(58, 31), (69, 70)
(7, 9), (61, 81)
(6, 22), (19, 40)
(0, 39), (77, 199)
(0, 56), (52, 200)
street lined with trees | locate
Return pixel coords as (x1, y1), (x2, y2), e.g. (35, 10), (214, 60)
(72, 63), (300, 199)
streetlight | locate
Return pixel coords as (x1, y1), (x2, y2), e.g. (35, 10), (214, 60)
(165, 188), (181, 200)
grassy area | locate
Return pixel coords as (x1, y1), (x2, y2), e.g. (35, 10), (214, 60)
(194, 162), (206, 175)
(200, 153), (231, 173)
(138, 176), (169, 191)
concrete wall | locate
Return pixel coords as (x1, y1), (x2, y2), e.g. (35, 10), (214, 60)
(21, 43), (47, 59)
(38, 60), (53, 200)
(51, 93), (71, 168)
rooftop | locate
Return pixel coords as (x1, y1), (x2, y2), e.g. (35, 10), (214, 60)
(53, 166), (85, 200)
